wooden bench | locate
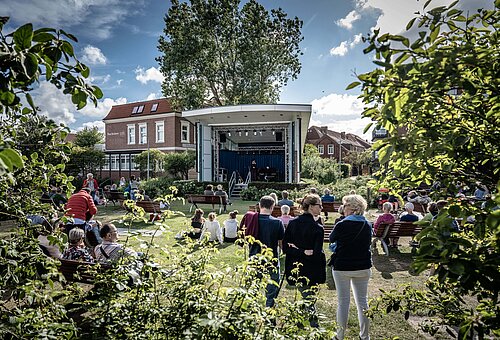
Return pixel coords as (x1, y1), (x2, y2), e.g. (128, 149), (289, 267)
(372, 222), (423, 256)
(323, 224), (334, 242)
(136, 200), (162, 221)
(412, 203), (427, 214)
(105, 190), (126, 206)
(187, 194), (227, 214)
(58, 259), (103, 283)
(247, 205), (298, 218)
(321, 201), (342, 213)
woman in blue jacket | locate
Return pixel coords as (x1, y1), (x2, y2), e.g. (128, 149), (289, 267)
(329, 194), (372, 340)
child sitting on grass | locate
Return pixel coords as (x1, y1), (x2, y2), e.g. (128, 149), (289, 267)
(200, 212), (223, 244)
(223, 210), (239, 243)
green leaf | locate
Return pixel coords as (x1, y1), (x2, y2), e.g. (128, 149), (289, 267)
(363, 122), (373, 134)
(406, 17), (417, 31)
(378, 144), (394, 164)
(345, 81), (361, 90)
(26, 93), (36, 111)
(448, 205), (461, 217)
(32, 32), (55, 43)
(423, 0), (432, 9)
(0, 91), (16, 105)
(23, 53), (39, 77)
(92, 86), (103, 99)
(13, 23), (33, 50)
(61, 40), (74, 57)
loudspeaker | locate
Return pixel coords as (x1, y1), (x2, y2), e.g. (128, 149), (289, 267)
(275, 132), (283, 142)
(220, 133), (227, 143)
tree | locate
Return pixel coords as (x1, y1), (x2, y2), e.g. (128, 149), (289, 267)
(164, 151), (196, 179)
(157, 0), (303, 110)
(66, 127), (105, 178)
(0, 18), (102, 337)
(343, 150), (372, 176)
(301, 144), (341, 184)
(134, 149), (166, 178)
(350, 1), (500, 338)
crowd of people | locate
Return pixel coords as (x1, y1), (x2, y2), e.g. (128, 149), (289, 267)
(34, 174), (492, 340)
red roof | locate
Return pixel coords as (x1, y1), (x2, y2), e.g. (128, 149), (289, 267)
(103, 98), (177, 120)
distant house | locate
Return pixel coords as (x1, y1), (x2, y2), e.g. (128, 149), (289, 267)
(101, 98), (195, 181)
(305, 126), (372, 175)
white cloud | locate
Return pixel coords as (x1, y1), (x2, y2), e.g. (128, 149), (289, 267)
(335, 10), (361, 30)
(330, 33), (363, 57)
(32, 82), (77, 124)
(350, 33), (363, 48)
(355, 0), (492, 36)
(79, 97), (127, 117)
(310, 93), (373, 138)
(81, 45), (107, 65)
(3, 0), (147, 40)
(330, 41), (349, 56)
(90, 74), (111, 84)
(146, 92), (159, 100)
(78, 120), (105, 133)
(135, 66), (165, 84)
(31, 81), (127, 126)
(117, 79), (124, 85)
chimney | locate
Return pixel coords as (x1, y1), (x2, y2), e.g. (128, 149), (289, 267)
(340, 131), (346, 139)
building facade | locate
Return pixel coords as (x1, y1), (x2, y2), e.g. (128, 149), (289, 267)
(306, 126), (372, 175)
(101, 98), (195, 181)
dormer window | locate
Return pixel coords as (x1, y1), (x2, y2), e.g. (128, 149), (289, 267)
(137, 105), (144, 113)
(151, 103), (158, 112)
(132, 106), (139, 114)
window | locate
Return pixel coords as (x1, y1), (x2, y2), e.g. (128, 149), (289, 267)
(111, 155), (119, 170)
(127, 124), (135, 144)
(151, 103), (158, 112)
(130, 154), (139, 170)
(327, 144), (334, 155)
(132, 106), (139, 114)
(318, 145), (324, 154)
(139, 123), (147, 144)
(137, 105), (144, 113)
(102, 157), (110, 170)
(156, 121), (165, 143)
(181, 121), (190, 143)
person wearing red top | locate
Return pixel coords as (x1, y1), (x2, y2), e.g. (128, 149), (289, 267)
(65, 188), (97, 224)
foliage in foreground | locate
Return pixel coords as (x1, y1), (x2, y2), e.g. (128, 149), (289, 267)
(352, 1), (500, 338)
(1, 207), (331, 339)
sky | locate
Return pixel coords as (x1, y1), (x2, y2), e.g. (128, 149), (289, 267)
(2, 0), (492, 139)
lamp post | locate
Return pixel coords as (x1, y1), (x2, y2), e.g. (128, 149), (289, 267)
(147, 134), (150, 180)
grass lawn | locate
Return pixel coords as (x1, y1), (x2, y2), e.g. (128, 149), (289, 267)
(92, 199), (442, 339)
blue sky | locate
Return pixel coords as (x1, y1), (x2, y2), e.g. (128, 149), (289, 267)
(2, 0), (491, 138)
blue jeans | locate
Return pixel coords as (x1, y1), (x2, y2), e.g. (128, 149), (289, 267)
(266, 264), (280, 307)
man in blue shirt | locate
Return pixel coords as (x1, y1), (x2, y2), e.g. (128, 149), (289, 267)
(277, 190), (294, 207)
(250, 195), (285, 307)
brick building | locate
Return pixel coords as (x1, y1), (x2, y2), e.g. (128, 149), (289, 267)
(101, 98), (195, 181)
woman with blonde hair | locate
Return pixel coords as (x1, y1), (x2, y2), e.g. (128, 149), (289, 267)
(283, 194), (326, 327)
(329, 194), (372, 340)
(200, 212), (223, 244)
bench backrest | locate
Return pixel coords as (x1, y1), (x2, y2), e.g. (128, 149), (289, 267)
(188, 195), (225, 204)
(380, 222), (423, 238)
(321, 202), (342, 213)
(136, 200), (161, 213)
(248, 205), (298, 217)
(59, 259), (98, 283)
(108, 190), (125, 200)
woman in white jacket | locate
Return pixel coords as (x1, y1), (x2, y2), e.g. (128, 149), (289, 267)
(200, 212), (223, 244)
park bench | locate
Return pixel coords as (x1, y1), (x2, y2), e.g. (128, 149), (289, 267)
(187, 194), (227, 214)
(321, 201), (342, 213)
(323, 224), (334, 242)
(247, 205), (298, 218)
(105, 190), (126, 206)
(58, 259), (108, 284)
(372, 221), (423, 256)
(136, 200), (162, 221)
(412, 203), (427, 214)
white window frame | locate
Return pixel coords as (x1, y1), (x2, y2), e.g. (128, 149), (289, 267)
(139, 123), (147, 145)
(151, 103), (158, 112)
(181, 121), (190, 143)
(127, 124), (136, 145)
(317, 145), (324, 154)
(156, 121), (165, 143)
(111, 155), (119, 170)
(327, 144), (334, 155)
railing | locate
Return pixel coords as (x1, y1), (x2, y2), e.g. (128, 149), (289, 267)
(245, 171), (251, 185)
(228, 171), (237, 198)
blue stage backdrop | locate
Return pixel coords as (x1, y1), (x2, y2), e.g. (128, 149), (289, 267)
(220, 150), (285, 182)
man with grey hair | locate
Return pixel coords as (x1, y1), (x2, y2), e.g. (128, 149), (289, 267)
(250, 195), (285, 308)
